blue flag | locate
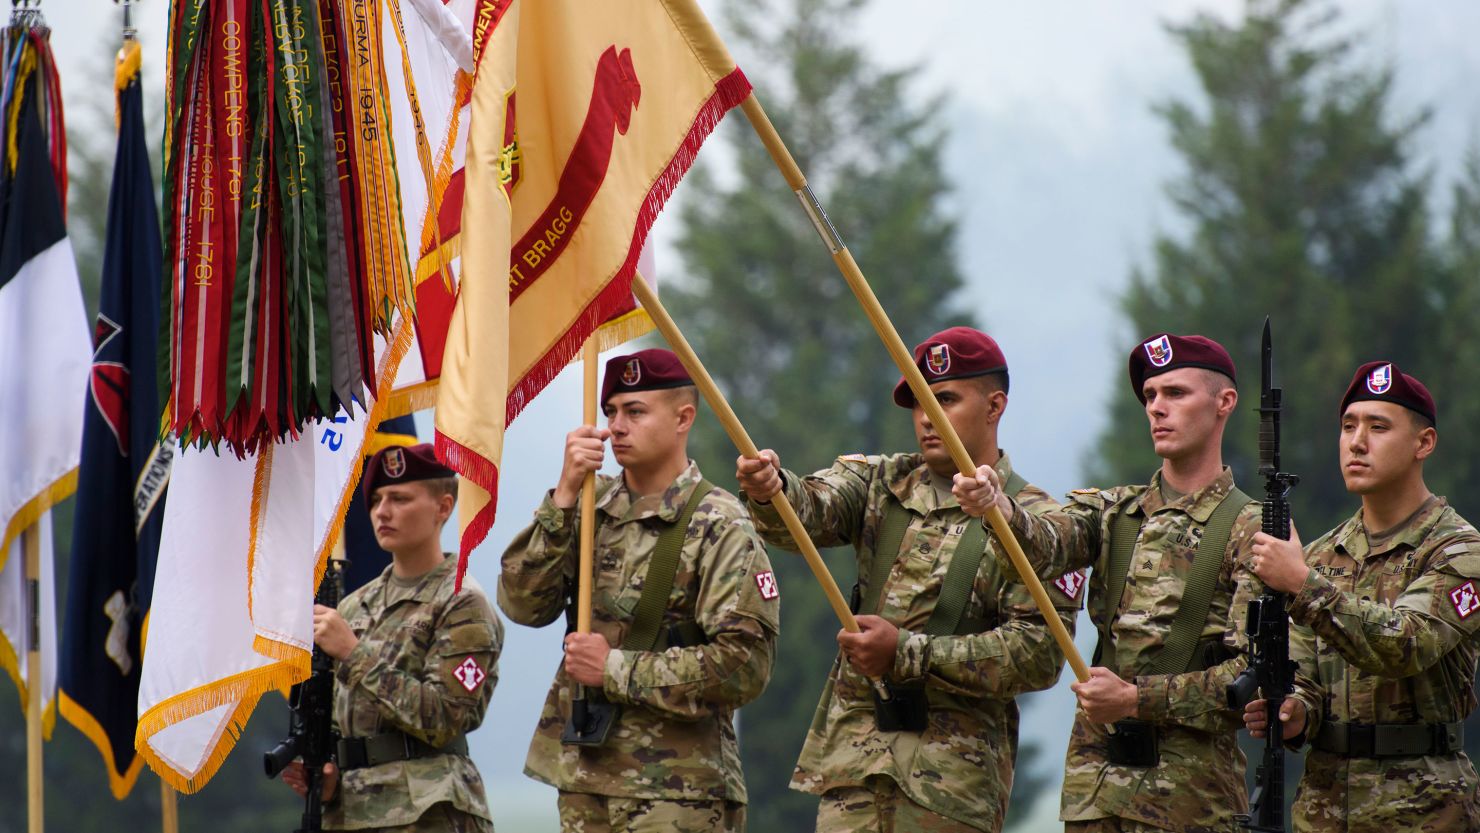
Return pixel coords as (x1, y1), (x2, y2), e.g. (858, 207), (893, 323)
(57, 44), (169, 800)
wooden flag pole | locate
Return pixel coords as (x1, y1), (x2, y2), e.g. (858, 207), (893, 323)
(160, 778), (179, 833)
(578, 338), (599, 633)
(735, 95), (1091, 683)
(629, 280), (858, 634)
(24, 525), (43, 833)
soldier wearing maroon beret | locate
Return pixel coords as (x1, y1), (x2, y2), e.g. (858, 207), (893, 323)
(737, 326), (1079, 833)
(500, 348), (779, 831)
(283, 442), (502, 832)
(956, 331), (1262, 833)
(1247, 361), (1480, 832)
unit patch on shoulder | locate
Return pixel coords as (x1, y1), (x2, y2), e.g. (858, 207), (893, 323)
(1054, 570), (1086, 600)
(755, 570), (779, 600)
(1070, 487), (1100, 495)
(453, 656), (487, 692)
(1450, 582), (1474, 621)
(1450, 581), (1479, 620)
(838, 453), (869, 464)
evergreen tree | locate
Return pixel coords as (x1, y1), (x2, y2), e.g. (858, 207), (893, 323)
(1092, 0), (1468, 541)
(664, 0), (1016, 826)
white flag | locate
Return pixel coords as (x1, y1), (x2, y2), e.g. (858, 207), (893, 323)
(0, 513), (56, 738)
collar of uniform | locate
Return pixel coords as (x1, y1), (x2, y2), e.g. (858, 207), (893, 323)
(596, 459), (704, 525)
(1134, 466), (1235, 522)
(886, 451), (1016, 516)
(1339, 495), (1448, 559)
(367, 554), (454, 609)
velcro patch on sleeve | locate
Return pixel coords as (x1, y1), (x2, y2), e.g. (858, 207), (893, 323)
(453, 656), (487, 692)
(754, 570), (779, 600)
(837, 453), (869, 464)
(1054, 570), (1086, 600)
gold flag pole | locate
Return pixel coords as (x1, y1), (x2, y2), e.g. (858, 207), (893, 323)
(160, 776), (179, 833)
(563, 337), (621, 744)
(731, 96), (1089, 682)
(629, 281), (874, 650)
(24, 525), (43, 833)
(578, 338), (599, 633)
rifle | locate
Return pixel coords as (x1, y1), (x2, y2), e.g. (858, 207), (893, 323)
(1227, 318), (1299, 832)
(265, 559), (346, 833)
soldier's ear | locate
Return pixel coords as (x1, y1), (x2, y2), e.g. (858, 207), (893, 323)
(1415, 425), (1437, 461)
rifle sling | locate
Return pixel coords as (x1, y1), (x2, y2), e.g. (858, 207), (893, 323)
(861, 469), (1028, 637)
(1096, 487), (1252, 674)
(621, 479), (713, 652)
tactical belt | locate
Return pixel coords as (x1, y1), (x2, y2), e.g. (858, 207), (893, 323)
(1312, 721), (1464, 759)
(337, 731), (469, 771)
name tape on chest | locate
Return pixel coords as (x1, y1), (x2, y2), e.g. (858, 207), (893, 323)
(453, 656), (487, 692)
(1054, 570), (1086, 600)
(1450, 580), (1479, 620)
(754, 570), (779, 600)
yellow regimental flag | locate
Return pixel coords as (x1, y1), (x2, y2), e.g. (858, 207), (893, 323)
(435, 0), (750, 579)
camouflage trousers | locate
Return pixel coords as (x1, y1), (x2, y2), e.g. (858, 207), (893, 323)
(1292, 751), (1480, 832)
(1065, 818), (1176, 833)
(336, 801), (494, 832)
(556, 791), (745, 833)
(816, 780), (979, 833)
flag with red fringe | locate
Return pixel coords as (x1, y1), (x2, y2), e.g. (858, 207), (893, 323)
(435, 0), (751, 582)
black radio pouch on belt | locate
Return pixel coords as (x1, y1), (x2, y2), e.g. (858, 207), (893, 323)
(1107, 718), (1160, 767)
(562, 480), (712, 747)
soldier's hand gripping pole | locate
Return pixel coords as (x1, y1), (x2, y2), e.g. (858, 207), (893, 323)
(735, 94), (1090, 684)
(628, 279), (897, 707)
(1227, 318), (1298, 832)
(563, 338), (620, 746)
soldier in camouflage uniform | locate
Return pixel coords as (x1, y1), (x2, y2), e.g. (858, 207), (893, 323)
(499, 348), (780, 833)
(1245, 362), (1480, 832)
(283, 443), (501, 832)
(736, 327), (1082, 833)
(957, 333), (1261, 833)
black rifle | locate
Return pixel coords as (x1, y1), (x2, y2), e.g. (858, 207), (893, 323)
(265, 560), (346, 833)
(1227, 318), (1299, 832)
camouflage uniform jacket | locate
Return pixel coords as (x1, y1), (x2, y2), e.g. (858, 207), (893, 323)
(498, 461), (780, 803)
(745, 451), (1080, 833)
(327, 557), (502, 831)
(1003, 467), (1260, 833)
(1285, 497), (1480, 832)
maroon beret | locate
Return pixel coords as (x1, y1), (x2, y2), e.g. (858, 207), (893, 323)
(893, 327), (1009, 408)
(1340, 361), (1436, 425)
(601, 348), (693, 405)
(361, 443), (456, 502)
(1128, 333), (1237, 404)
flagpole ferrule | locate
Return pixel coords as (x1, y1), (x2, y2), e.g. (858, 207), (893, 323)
(795, 186), (844, 254)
